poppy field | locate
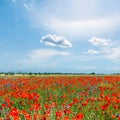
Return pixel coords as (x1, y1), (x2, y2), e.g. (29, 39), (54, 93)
(0, 75), (120, 120)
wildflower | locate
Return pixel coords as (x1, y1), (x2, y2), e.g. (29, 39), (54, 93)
(24, 113), (32, 120)
(30, 103), (41, 111)
(114, 105), (119, 109)
(34, 113), (41, 120)
(82, 101), (88, 106)
(9, 107), (19, 117)
(76, 113), (84, 120)
(56, 111), (63, 117)
(111, 114), (116, 119)
(63, 116), (69, 120)
(64, 109), (72, 114)
(1, 103), (6, 108)
(73, 98), (79, 103)
(100, 103), (110, 111)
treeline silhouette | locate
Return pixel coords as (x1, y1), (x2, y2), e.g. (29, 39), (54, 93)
(0, 72), (120, 75)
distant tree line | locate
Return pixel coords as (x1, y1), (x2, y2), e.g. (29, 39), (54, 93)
(0, 72), (120, 75)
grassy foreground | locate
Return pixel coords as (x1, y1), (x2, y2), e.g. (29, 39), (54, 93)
(0, 75), (120, 120)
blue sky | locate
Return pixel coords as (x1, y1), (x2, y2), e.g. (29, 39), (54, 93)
(0, 0), (120, 73)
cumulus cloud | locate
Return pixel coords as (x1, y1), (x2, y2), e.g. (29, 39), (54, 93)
(86, 37), (120, 63)
(88, 37), (113, 46)
(84, 37), (115, 55)
(29, 49), (69, 59)
(40, 34), (72, 48)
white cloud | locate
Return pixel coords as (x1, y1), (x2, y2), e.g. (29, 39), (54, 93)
(83, 49), (100, 54)
(88, 37), (113, 46)
(84, 48), (112, 55)
(84, 37), (116, 55)
(12, 0), (120, 37)
(100, 49), (111, 54)
(40, 34), (72, 48)
(29, 49), (70, 60)
(23, 3), (32, 12)
(41, 16), (120, 36)
(107, 48), (120, 62)
(86, 37), (120, 63)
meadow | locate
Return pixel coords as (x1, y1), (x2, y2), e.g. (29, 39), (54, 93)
(0, 75), (120, 120)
